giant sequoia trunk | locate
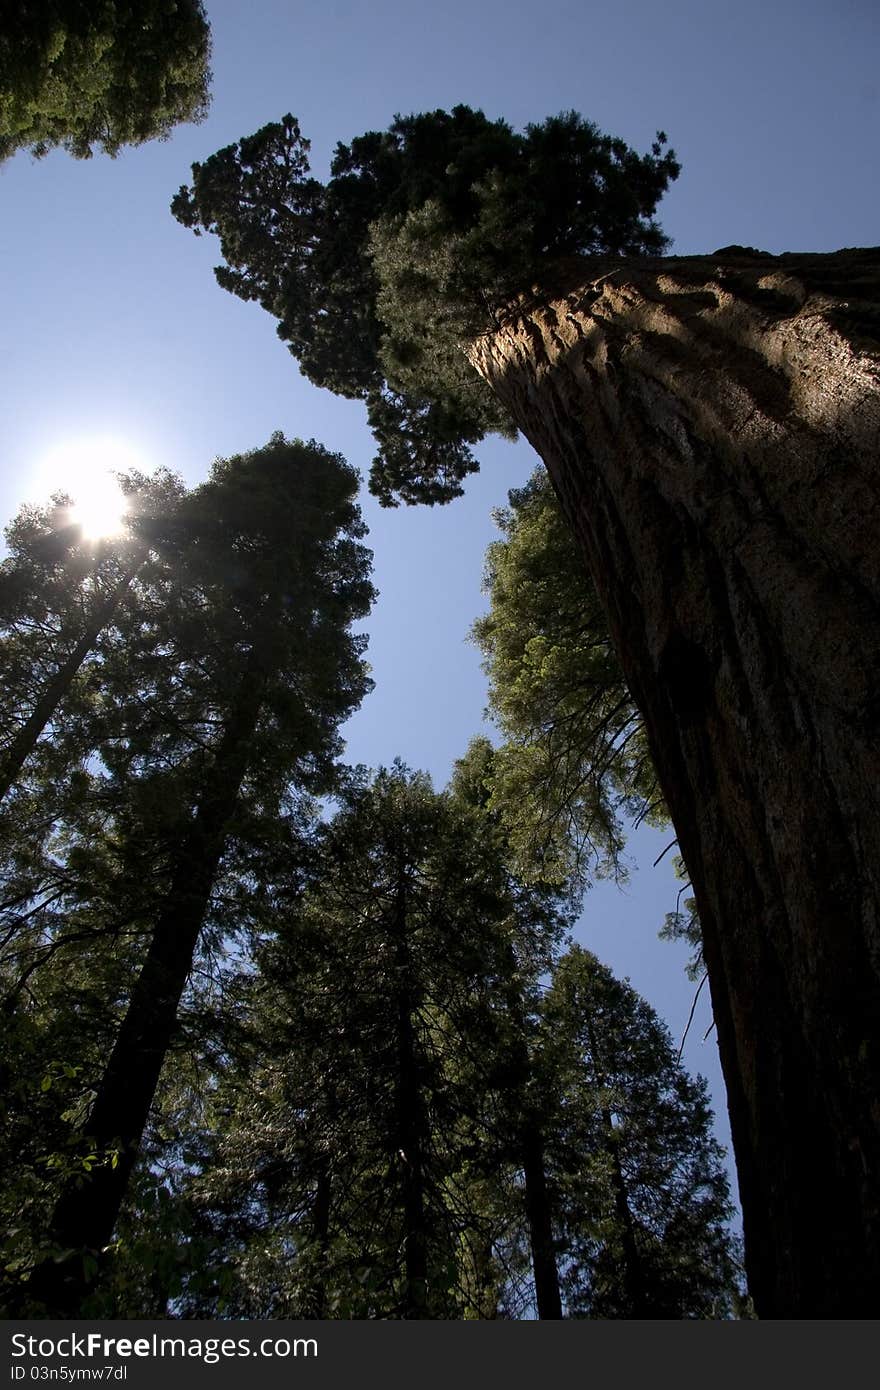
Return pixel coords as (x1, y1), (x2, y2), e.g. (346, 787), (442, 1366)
(469, 247), (880, 1317)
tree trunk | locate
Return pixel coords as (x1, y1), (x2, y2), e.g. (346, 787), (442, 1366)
(28, 652), (269, 1315)
(391, 870), (429, 1319)
(521, 1118), (562, 1319)
(498, 948), (563, 1319)
(469, 247), (880, 1317)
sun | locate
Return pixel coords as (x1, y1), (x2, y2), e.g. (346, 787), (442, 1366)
(34, 435), (148, 541)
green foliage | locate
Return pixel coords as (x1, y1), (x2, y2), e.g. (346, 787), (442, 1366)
(172, 106), (679, 504)
(538, 946), (740, 1317)
(167, 767), (567, 1317)
(166, 763), (569, 1319)
(0, 471), (188, 1147)
(469, 470), (666, 886)
(0, 468), (185, 793)
(132, 762), (737, 1320)
(0, 436), (375, 1309)
(0, 437), (733, 1316)
(468, 472), (709, 997)
(0, 0), (212, 161)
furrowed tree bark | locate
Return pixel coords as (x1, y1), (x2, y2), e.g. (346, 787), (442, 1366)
(28, 649), (269, 1316)
(469, 247), (880, 1317)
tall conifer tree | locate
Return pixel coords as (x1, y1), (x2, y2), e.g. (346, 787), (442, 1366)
(165, 764), (569, 1319)
(5, 437), (374, 1315)
(537, 946), (738, 1318)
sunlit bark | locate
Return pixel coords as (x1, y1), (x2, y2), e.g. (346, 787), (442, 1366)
(470, 247), (880, 1316)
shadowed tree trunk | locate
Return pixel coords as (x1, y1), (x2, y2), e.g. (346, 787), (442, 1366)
(469, 247), (880, 1317)
(521, 1118), (562, 1320)
(496, 943), (562, 1319)
(391, 868), (429, 1319)
(28, 649), (270, 1315)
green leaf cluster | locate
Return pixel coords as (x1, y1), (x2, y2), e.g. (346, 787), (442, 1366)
(0, 1), (212, 161)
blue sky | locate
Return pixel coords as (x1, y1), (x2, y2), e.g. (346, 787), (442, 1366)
(1, 0), (877, 1225)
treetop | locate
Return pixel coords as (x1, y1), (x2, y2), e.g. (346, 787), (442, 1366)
(172, 106), (680, 506)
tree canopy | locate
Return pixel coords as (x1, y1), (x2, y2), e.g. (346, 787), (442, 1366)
(172, 106), (679, 505)
(165, 763), (565, 1318)
(0, 1), (212, 161)
(116, 764), (737, 1319)
(0, 436), (375, 1313)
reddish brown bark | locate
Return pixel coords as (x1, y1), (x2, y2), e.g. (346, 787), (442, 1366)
(469, 248), (880, 1317)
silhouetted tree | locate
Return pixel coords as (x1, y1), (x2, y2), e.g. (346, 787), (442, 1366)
(0, 472), (185, 804)
(14, 437), (373, 1315)
(153, 761), (737, 1320)
(172, 107), (677, 505)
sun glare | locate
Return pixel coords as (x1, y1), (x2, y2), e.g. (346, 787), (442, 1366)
(34, 436), (148, 541)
